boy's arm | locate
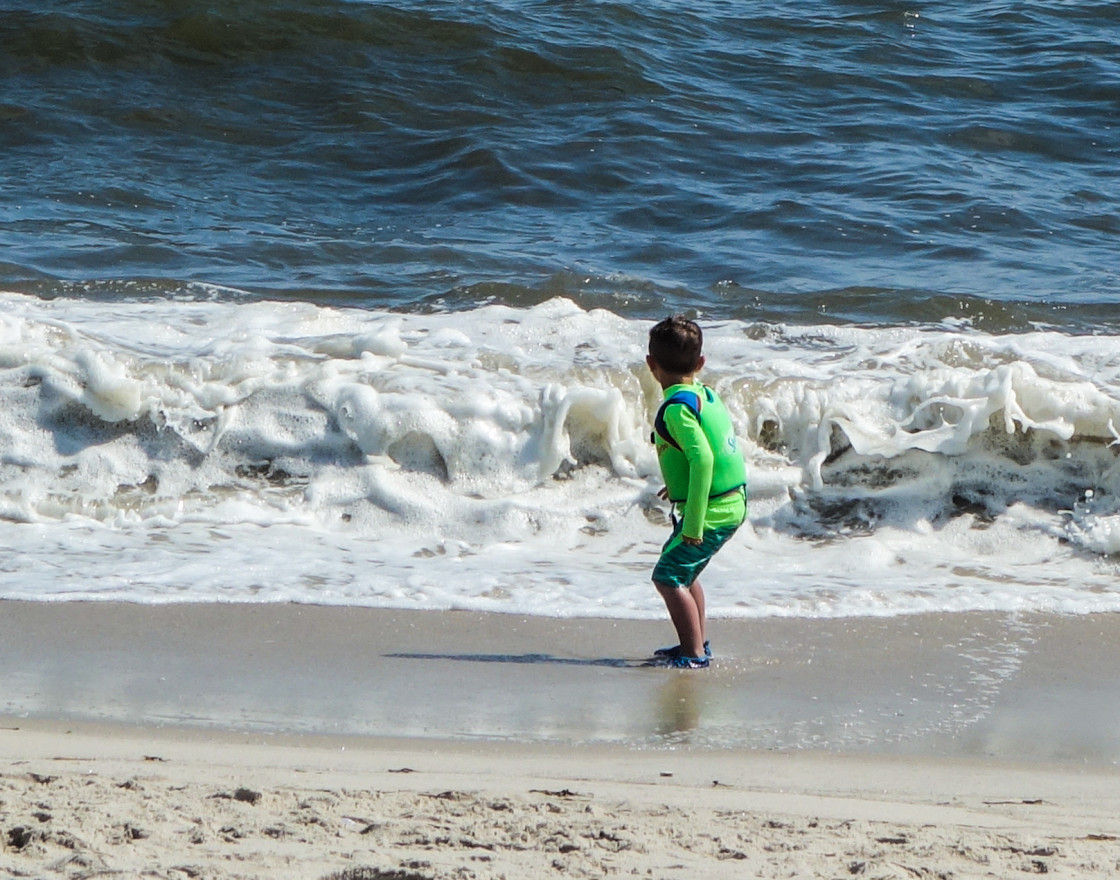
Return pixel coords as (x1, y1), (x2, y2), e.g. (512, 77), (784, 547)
(664, 405), (714, 541)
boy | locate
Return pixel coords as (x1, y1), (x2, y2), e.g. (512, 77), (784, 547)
(646, 315), (747, 669)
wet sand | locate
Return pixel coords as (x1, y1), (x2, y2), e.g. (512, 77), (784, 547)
(3, 601), (1120, 760)
(3, 601), (1120, 878)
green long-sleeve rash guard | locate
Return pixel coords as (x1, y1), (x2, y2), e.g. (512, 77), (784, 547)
(655, 382), (747, 540)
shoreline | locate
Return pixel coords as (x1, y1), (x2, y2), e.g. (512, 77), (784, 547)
(3, 600), (1120, 762)
(5, 601), (1120, 878)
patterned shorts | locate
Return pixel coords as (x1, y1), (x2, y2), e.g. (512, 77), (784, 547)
(651, 520), (741, 589)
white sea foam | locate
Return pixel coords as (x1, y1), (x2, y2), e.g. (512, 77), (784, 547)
(2, 290), (1120, 618)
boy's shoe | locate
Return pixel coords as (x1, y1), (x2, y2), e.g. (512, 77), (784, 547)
(653, 640), (711, 659)
(668, 655), (709, 670)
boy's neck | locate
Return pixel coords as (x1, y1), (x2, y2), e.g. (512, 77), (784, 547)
(656, 370), (698, 391)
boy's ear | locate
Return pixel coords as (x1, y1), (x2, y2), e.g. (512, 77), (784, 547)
(695, 354), (706, 372)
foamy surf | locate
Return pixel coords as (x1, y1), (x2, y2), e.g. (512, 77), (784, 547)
(2, 290), (1119, 617)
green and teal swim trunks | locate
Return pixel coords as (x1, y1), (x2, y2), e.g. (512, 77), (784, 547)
(652, 489), (745, 589)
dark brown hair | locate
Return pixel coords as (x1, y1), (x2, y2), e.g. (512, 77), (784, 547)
(648, 315), (703, 374)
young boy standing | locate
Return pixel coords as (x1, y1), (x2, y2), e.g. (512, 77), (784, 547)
(646, 316), (747, 669)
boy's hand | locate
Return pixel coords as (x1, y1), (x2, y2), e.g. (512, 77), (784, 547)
(657, 486), (669, 500)
(682, 534), (703, 546)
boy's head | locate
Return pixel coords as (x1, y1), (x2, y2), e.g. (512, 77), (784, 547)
(648, 315), (704, 376)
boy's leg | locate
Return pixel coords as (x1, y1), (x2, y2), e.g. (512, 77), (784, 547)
(655, 580), (706, 658)
(689, 579), (707, 647)
(652, 520), (739, 659)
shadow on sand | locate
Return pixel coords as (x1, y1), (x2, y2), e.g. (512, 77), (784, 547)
(384, 652), (661, 669)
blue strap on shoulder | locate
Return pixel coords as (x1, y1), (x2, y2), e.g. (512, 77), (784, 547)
(652, 387), (710, 450)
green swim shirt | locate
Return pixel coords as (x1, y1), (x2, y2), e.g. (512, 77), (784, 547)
(654, 382), (748, 540)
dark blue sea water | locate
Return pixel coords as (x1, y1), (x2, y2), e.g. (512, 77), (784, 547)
(5, 1), (1120, 618)
(3, 1), (1118, 327)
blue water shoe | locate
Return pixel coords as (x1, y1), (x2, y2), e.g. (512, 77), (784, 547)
(668, 655), (710, 669)
(653, 640), (711, 659)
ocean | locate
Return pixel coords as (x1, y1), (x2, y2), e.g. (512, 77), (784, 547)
(2, 0), (1119, 620)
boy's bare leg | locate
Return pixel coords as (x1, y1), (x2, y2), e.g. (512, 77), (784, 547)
(689, 579), (707, 647)
(655, 581), (706, 658)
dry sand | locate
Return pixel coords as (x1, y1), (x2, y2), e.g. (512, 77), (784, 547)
(4, 722), (1120, 880)
(3, 602), (1120, 879)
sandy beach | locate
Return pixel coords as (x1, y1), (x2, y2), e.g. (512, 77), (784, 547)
(4, 602), (1120, 879)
